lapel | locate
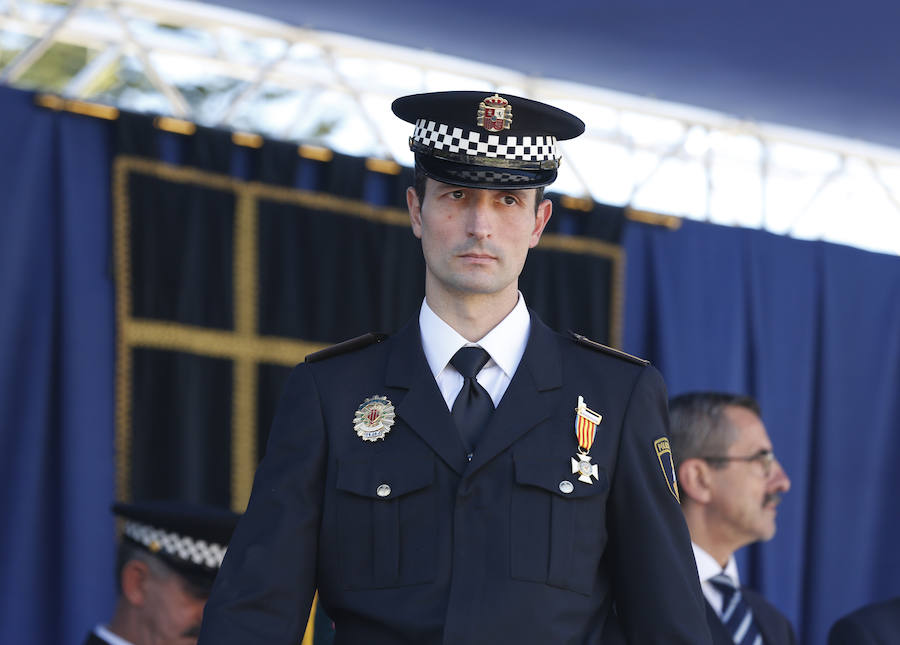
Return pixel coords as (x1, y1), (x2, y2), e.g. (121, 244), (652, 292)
(743, 588), (780, 645)
(705, 601), (737, 645)
(386, 318), (468, 475)
(466, 311), (562, 476)
(708, 591), (784, 645)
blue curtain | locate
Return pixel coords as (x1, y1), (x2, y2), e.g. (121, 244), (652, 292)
(0, 86), (117, 643)
(623, 218), (900, 645)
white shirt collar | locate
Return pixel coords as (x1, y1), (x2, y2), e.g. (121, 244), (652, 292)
(692, 542), (741, 585)
(418, 293), (530, 380)
(692, 542), (742, 616)
(94, 625), (135, 645)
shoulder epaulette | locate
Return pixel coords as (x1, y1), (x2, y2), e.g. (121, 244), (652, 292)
(568, 331), (649, 366)
(305, 332), (389, 363)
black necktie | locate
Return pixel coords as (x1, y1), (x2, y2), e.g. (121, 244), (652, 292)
(708, 572), (762, 645)
(449, 346), (493, 451)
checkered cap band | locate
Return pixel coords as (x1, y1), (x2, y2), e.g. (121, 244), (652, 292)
(412, 119), (559, 168)
(450, 169), (535, 184)
(124, 520), (227, 570)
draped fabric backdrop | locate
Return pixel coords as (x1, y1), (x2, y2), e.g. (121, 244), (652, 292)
(623, 218), (900, 645)
(0, 87), (117, 645)
(0, 86), (624, 645)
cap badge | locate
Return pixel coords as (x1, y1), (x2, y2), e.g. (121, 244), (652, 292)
(477, 94), (513, 132)
(571, 395), (602, 484)
(353, 395), (396, 442)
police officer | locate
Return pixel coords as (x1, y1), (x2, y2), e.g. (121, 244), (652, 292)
(199, 91), (713, 644)
(85, 501), (239, 645)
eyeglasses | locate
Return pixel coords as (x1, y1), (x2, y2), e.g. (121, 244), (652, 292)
(700, 449), (777, 477)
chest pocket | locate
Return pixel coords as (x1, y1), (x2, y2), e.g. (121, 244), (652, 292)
(510, 455), (609, 595)
(335, 454), (436, 589)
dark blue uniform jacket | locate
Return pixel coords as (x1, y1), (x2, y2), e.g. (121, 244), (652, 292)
(200, 312), (713, 644)
(828, 597), (900, 645)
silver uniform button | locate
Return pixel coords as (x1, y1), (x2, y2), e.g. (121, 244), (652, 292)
(559, 480), (574, 494)
(376, 484), (391, 497)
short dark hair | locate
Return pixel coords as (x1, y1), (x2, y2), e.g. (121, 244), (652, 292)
(668, 392), (761, 472)
(413, 164), (545, 213)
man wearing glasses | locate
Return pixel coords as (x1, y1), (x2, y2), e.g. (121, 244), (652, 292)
(669, 392), (796, 645)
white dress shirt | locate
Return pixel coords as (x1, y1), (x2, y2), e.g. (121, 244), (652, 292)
(692, 541), (742, 615)
(419, 293), (530, 411)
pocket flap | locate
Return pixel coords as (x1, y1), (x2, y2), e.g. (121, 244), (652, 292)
(337, 454), (434, 499)
(514, 455), (608, 498)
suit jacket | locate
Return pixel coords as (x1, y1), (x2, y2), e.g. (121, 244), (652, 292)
(828, 597), (900, 645)
(705, 589), (797, 645)
(199, 313), (713, 645)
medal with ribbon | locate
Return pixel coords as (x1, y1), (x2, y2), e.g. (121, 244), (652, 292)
(572, 395), (602, 484)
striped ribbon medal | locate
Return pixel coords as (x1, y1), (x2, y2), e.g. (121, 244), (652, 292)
(571, 396), (602, 484)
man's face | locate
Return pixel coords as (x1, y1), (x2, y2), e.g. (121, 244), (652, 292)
(138, 568), (206, 645)
(407, 178), (551, 302)
(707, 406), (791, 549)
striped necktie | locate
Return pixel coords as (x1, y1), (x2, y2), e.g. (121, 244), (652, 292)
(708, 572), (763, 645)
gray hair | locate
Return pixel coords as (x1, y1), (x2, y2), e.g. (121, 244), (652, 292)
(115, 540), (175, 594)
(668, 392), (761, 469)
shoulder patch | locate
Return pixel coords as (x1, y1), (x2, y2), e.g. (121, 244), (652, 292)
(305, 332), (388, 363)
(654, 436), (680, 502)
(568, 331), (649, 366)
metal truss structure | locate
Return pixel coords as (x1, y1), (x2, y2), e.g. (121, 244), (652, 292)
(2, 0), (899, 255)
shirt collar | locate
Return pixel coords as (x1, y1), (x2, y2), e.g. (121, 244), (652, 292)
(692, 542), (741, 585)
(419, 293), (531, 378)
(477, 295), (530, 379)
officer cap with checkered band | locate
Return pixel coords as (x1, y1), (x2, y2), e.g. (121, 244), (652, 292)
(113, 500), (240, 591)
(392, 90), (584, 189)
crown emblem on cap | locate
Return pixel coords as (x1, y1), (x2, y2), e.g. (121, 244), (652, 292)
(477, 94), (513, 132)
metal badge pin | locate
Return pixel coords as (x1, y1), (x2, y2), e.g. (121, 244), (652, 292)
(477, 94), (513, 132)
(353, 395), (396, 442)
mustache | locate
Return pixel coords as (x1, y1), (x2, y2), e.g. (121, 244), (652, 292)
(763, 492), (782, 507)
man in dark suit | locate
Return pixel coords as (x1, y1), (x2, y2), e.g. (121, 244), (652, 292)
(199, 91), (713, 644)
(669, 392), (796, 645)
(84, 501), (239, 645)
(828, 597), (900, 644)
